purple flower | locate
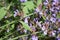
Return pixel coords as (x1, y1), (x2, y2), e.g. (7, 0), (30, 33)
(50, 7), (55, 12)
(41, 26), (46, 31)
(51, 31), (55, 36)
(58, 28), (60, 31)
(14, 11), (17, 17)
(24, 29), (27, 33)
(43, 2), (48, 6)
(36, 22), (42, 28)
(52, 14), (56, 17)
(46, 16), (49, 20)
(39, 11), (43, 15)
(50, 17), (56, 23)
(53, 0), (58, 3)
(53, 30), (56, 33)
(35, 8), (40, 13)
(33, 18), (39, 22)
(31, 26), (36, 31)
(52, 2), (56, 5)
(20, 0), (27, 2)
(57, 38), (60, 40)
(56, 7), (59, 10)
(24, 17), (28, 24)
(29, 23), (33, 27)
(14, 9), (19, 17)
(43, 0), (49, 6)
(58, 19), (60, 22)
(43, 30), (48, 35)
(56, 35), (60, 40)
(31, 35), (38, 40)
(46, 0), (49, 2)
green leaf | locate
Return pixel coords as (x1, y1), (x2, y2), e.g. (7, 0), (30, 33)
(25, 1), (35, 10)
(37, 0), (42, 6)
(23, 6), (29, 15)
(5, 20), (10, 23)
(22, 1), (35, 16)
(0, 7), (7, 20)
(42, 15), (46, 20)
(10, 24), (14, 30)
(0, 3), (12, 20)
(57, 13), (60, 18)
(22, 1), (35, 10)
(24, 13), (34, 17)
(8, 38), (13, 40)
(0, 38), (3, 40)
(0, 20), (16, 29)
(20, 21), (31, 31)
(3, 30), (17, 39)
(43, 6), (46, 10)
(6, 2), (12, 10)
(13, 34), (29, 40)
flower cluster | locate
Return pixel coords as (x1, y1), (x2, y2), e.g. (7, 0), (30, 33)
(13, 0), (60, 40)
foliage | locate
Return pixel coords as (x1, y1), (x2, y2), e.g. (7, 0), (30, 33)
(0, 0), (54, 40)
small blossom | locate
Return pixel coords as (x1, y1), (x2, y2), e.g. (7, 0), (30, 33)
(43, 30), (48, 36)
(46, 16), (49, 20)
(52, 31), (56, 36)
(56, 34), (60, 40)
(53, 30), (56, 33)
(14, 9), (19, 17)
(56, 7), (59, 10)
(36, 22), (42, 28)
(39, 11), (43, 15)
(43, 0), (49, 6)
(53, 0), (58, 3)
(33, 18), (39, 22)
(16, 9), (20, 13)
(7, 29), (9, 32)
(52, 13), (56, 17)
(58, 19), (60, 22)
(50, 7), (55, 12)
(46, 0), (49, 2)
(35, 8), (40, 13)
(31, 35), (38, 40)
(24, 29), (27, 33)
(31, 26), (36, 32)
(20, 0), (27, 2)
(43, 2), (48, 6)
(14, 12), (17, 17)
(50, 17), (56, 23)
(58, 28), (60, 31)
(24, 17), (28, 24)
(29, 23), (33, 27)
(4, 16), (7, 18)
(41, 26), (46, 31)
